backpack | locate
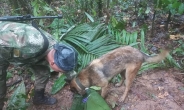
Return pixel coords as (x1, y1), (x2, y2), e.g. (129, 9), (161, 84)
(0, 21), (52, 64)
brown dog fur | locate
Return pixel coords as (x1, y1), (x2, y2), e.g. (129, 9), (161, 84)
(70, 46), (169, 102)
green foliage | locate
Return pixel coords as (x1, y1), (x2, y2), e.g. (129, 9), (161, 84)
(47, 18), (66, 40)
(162, 40), (184, 70)
(90, 86), (101, 90)
(7, 82), (28, 110)
(31, 0), (56, 27)
(140, 29), (147, 52)
(85, 12), (94, 22)
(70, 89), (111, 110)
(155, 0), (184, 14)
(58, 0), (101, 24)
(139, 62), (162, 74)
(111, 16), (126, 30)
(70, 94), (85, 110)
(164, 53), (182, 69)
(60, 23), (119, 72)
(178, 86), (184, 91)
(51, 74), (66, 94)
(172, 40), (184, 57)
(6, 71), (13, 80)
(113, 29), (139, 47)
(31, 0), (54, 17)
(137, 0), (150, 17)
(110, 25), (148, 51)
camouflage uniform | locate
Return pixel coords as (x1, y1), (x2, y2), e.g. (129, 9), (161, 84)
(0, 21), (76, 108)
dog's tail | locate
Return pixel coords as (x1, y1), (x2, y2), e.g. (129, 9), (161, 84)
(143, 49), (169, 63)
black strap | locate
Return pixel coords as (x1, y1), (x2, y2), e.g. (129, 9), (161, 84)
(75, 77), (86, 90)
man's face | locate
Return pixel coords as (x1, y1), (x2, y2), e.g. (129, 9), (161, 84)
(47, 49), (65, 72)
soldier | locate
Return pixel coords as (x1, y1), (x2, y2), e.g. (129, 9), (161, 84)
(0, 21), (78, 109)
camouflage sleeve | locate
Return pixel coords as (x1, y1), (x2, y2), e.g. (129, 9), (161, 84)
(64, 70), (77, 80)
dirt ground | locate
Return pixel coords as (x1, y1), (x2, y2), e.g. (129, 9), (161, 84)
(26, 68), (184, 110)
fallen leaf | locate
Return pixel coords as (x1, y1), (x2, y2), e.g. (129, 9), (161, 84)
(170, 34), (180, 40)
(158, 86), (164, 91)
(157, 91), (169, 99)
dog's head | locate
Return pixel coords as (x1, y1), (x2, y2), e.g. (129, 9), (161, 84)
(69, 77), (86, 95)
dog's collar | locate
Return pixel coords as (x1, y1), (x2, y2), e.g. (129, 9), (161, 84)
(75, 77), (86, 90)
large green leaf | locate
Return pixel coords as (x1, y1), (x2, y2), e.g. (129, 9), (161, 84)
(51, 74), (66, 94)
(7, 81), (28, 110)
(85, 89), (111, 110)
(70, 89), (111, 110)
(86, 36), (111, 51)
(85, 12), (94, 22)
(90, 44), (119, 56)
(178, 3), (184, 14)
(77, 53), (97, 71)
(140, 29), (147, 52)
(164, 54), (182, 69)
(63, 23), (106, 42)
(61, 23), (108, 51)
(64, 37), (88, 53)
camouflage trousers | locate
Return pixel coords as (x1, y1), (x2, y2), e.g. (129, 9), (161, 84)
(0, 59), (9, 109)
(29, 65), (50, 90)
(0, 47), (50, 109)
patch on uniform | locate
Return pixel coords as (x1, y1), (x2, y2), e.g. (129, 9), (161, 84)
(13, 49), (21, 57)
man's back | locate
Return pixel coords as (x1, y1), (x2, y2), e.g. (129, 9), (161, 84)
(0, 21), (56, 64)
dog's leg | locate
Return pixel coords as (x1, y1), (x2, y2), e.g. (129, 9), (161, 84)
(119, 64), (141, 102)
(115, 70), (125, 87)
(100, 79), (109, 98)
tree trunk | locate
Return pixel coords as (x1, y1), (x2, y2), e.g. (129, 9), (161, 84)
(165, 10), (171, 32)
(151, 10), (156, 37)
(106, 0), (110, 8)
(97, 0), (103, 17)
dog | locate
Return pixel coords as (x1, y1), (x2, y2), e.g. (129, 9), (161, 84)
(69, 46), (169, 102)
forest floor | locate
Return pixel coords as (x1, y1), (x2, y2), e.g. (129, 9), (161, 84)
(25, 68), (184, 110)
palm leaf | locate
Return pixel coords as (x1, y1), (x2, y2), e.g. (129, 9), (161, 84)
(60, 23), (120, 72)
(86, 36), (110, 51)
(140, 29), (147, 52)
(90, 44), (119, 56)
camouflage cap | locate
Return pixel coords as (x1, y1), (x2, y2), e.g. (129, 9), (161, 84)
(53, 43), (78, 72)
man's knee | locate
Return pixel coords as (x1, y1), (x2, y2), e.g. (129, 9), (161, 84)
(30, 65), (50, 89)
